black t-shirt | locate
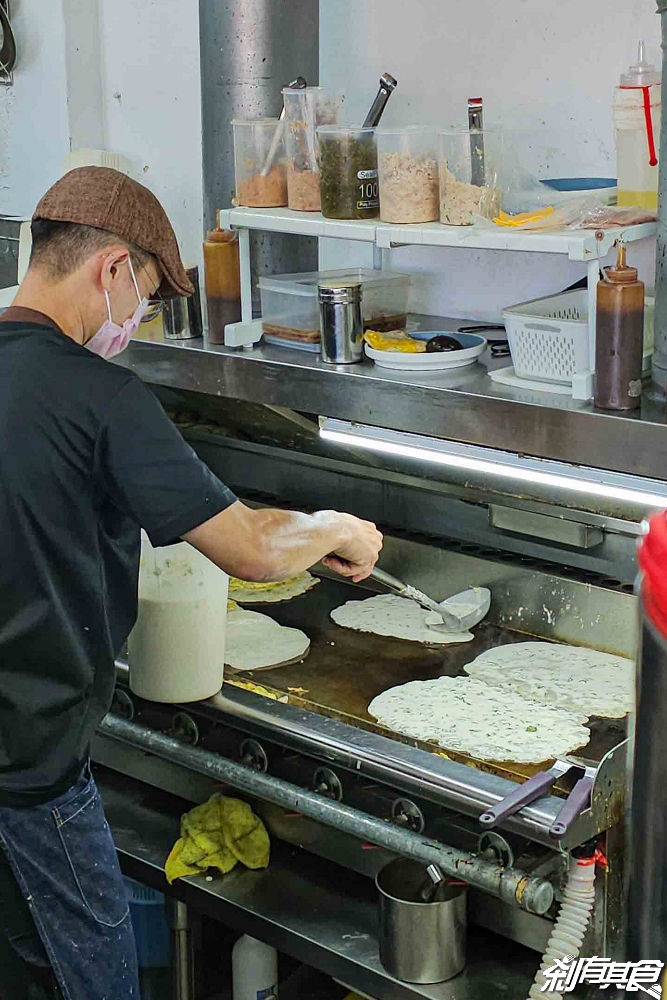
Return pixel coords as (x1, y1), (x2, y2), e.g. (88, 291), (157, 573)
(0, 309), (237, 805)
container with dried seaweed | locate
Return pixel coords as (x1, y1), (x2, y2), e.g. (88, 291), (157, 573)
(231, 119), (288, 208)
(377, 127), (439, 224)
(438, 128), (502, 226)
(317, 126), (379, 221)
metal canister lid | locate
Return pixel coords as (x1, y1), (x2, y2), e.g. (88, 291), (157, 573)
(318, 280), (363, 303)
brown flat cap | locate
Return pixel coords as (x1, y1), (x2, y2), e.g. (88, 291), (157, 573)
(33, 166), (194, 298)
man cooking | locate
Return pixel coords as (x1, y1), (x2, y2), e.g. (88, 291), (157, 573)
(0, 166), (383, 1000)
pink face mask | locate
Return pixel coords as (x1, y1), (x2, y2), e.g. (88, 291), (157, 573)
(85, 258), (150, 360)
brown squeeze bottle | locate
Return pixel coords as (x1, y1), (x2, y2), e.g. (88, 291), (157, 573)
(203, 228), (242, 345)
(594, 243), (644, 411)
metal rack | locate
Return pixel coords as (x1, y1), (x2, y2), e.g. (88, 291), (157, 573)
(218, 206), (657, 400)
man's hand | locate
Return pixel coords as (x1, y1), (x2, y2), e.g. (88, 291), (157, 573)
(318, 512), (383, 582)
(184, 502), (383, 584)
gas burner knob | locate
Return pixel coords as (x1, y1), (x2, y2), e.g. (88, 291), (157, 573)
(312, 767), (343, 801)
(110, 689), (135, 721)
(391, 798), (425, 833)
(239, 739), (268, 773)
(477, 831), (515, 870)
(170, 712), (199, 746)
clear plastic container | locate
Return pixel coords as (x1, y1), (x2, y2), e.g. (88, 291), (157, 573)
(282, 87), (340, 212)
(613, 42), (661, 210)
(377, 127), (439, 224)
(438, 128), (502, 225)
(318, 126), (379, 220)
(231, 119), (288, 208)
(128, 533), (229, 703)
(259, 267), (411, 346)
(203, 228), (241, 345)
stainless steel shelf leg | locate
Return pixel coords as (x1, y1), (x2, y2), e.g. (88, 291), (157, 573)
(169, 899), (195, 1000)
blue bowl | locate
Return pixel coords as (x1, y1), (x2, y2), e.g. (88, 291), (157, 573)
(408, 331), (487, 351)
(540, 177), (616, 192)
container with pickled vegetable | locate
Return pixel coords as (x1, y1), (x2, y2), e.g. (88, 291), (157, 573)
(317, 126), (379, 220)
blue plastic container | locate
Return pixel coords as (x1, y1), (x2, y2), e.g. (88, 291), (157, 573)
(124, 877), (170, 969)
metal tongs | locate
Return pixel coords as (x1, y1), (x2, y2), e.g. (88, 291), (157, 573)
(479, 759), (596, 840)
(362, 72), (398, 128)
(468, 96), (485, 187)
(369, 567), (490, 634)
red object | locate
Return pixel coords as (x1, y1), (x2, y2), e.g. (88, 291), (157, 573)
(639, 512), (667, 637)
(642, 87), (659, 167)
(594, 846), (609, 871)
(619, 85), (659, 167)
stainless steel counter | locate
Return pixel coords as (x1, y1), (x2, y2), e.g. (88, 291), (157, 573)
(100, 765), (537, 999)
(118, 335), (667, 480)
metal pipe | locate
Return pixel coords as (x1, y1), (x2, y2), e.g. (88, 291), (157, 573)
(168, 900), (195, 1000)
(100, 715), (554, 915)
(112, 664), (593, 848)
(652, 0), (667, 390)
(198, 0), (319, 311)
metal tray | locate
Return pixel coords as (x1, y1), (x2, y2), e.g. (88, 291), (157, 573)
(228, 576), (627, 784)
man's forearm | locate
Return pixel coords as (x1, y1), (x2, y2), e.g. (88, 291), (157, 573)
(183, 502), (350, 582)
(248, 508), (351, 581)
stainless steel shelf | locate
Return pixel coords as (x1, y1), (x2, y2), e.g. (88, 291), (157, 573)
(119, 336), (667, 481)
(100, 766), (536, 1000)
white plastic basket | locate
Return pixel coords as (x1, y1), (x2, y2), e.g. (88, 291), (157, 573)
(502, 289), (591, 385)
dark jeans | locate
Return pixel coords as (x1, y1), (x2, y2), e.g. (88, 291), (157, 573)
(0, 766), (140, 1000)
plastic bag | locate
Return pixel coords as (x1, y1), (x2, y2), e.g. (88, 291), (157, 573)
(567, 202), (657, 229)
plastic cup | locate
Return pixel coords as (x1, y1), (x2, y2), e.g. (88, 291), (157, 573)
(317, 125), (379, 221)
(231, 119), (288, 208)
(377, 127), (439, 224)
(438, 128), (502, 226)
(282, 87), (341, 212)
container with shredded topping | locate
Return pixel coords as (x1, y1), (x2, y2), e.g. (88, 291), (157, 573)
(438, 128), (502, 225)
(377, 127), (439, 224)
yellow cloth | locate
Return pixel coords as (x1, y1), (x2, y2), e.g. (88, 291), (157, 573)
(165, 793), (270, 884)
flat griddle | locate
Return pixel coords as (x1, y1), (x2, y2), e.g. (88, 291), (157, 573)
(229, 576), (627, 784)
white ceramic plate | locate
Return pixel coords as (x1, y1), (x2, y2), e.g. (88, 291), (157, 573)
(365, 332), (487, 371)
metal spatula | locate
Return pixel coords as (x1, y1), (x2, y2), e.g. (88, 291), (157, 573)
(369, 567), (490, 633)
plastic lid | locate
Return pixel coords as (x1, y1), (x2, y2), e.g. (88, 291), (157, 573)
(230, 117), (281, 125)
(318, 280), (363, 299)
(282, 86), (326, 94)
(639, 512), (667, 636)
(621, 41), (661, 87)
(316, 125), (376, 135)
(206, 228), (237, 244)
(375, 125), (433, 135)
(604, 244), (639, 283)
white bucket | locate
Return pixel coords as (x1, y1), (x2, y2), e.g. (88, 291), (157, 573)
(128, 533), (229, 703)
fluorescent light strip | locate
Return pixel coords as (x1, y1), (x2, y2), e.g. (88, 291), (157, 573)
(319, 427), (667, 510)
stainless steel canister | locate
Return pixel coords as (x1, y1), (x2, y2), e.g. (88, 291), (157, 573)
(318, 280), (363, 363)
(376, 859), (467, 984)
(163, 265), (203, 340)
